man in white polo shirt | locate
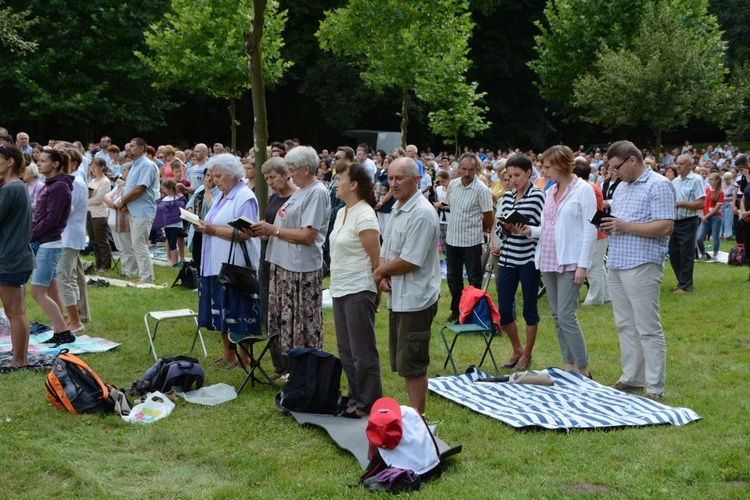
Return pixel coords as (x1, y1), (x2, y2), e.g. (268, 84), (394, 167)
(374, 157), (440, 414)
(443, 153), (493, 322)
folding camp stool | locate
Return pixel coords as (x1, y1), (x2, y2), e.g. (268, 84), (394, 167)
(229, 331), (280, 394)
(440, 323), (500, 375)
(144, 309), (207, 361)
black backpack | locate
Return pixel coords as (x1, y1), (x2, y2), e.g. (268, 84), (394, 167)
(46, 349), (132, 415)
(172, 260), (199, 289)
(140, 356), (205, 393)
(278, 348), (342, 414)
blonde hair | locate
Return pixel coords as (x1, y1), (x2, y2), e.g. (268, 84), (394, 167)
(540, 145), (574, 174)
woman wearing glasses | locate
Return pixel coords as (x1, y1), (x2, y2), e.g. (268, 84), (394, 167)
(249, 146), (331, 358)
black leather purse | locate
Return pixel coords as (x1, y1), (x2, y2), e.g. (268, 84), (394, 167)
(217, 229), (258, 295)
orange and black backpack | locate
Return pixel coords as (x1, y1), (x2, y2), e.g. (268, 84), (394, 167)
(45, 349), (131, 415)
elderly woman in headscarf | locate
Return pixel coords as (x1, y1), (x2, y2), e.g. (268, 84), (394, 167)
(249, 146), (331, 358)
(196, 153), (261, 367)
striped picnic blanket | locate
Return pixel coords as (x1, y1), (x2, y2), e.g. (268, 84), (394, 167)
(428, 367), (701, 430)
(0, 332), (120, 356)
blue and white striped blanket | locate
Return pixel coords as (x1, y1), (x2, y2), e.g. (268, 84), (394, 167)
(428, 367), (701, 430)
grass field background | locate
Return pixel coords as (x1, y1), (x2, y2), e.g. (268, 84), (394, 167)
(1, 256), (749, 498)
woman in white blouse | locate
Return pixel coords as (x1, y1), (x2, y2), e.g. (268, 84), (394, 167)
(330, 161), (382, 418)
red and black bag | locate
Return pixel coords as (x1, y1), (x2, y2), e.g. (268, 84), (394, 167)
(727, 244), (746, 266)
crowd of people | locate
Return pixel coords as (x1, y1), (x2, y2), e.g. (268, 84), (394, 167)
(1, 127), (749, 409)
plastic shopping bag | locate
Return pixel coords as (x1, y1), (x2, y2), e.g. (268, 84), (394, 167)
(122, 391), (175, 423)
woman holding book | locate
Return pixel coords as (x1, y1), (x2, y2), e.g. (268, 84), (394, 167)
(195, 153), (260, 368)
(522, 145), (597, 378)
(489, 154), (545, 371)
(249, 146), (330, 358)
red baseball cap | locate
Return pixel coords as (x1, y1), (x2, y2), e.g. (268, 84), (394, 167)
(366, 397), (403, 450)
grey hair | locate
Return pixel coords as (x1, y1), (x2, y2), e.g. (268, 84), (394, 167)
(26, 162), (40, 178)
(493, 158), (508, 171)
(397, 157), (420, 178)
(677, 153), (694, 165)
(207, 153), (244, 181)
(261, 156), (288, 175)
(120, 162), (133, 173)
(284, 145), (319, 175)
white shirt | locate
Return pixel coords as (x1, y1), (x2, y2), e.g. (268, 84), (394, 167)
(381, 191), (440, 312)
(329, 200), (380, 298)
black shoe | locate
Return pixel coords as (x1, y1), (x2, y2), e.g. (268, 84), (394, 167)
(446, 313), (459, 323)
(42, 331), (76, 346)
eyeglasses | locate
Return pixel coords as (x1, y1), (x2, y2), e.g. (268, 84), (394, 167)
(288, 165), (303, 173)
(610, 157), (630, 172)
(334, 155), (344, 160)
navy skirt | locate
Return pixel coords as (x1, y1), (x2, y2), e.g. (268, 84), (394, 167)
(198, 275), (262, 336)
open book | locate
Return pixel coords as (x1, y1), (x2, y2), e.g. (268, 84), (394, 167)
(498, 210), (529, 225)
(179, 208), (201, 225)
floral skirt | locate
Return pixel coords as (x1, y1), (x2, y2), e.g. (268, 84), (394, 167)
(198, 275), (262, 336)
(268, 264), (324, 355)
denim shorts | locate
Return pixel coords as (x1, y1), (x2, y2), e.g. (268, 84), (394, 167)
(30, 246), (62, 287)
(0, 271), (32, 287)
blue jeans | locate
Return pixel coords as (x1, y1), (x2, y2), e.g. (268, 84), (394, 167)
(697, 215), (722, 256)
(721, 203), (734, 238)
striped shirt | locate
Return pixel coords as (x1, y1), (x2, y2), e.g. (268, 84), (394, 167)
(445, 176), (493, 247)
(608, 168), (675, 270)
(495, 185), (545, 267)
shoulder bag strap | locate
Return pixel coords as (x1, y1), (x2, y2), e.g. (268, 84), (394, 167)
(227, 229), (238, 265)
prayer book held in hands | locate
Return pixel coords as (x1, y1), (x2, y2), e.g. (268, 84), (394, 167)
(227, 216), (253, 231)
(498, 210), (529, 225)
(179, 208), (201, 225)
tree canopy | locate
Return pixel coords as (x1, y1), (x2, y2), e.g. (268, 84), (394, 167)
(0, 2), (37, 54)
(316, 0), (487, 148)
(529, 0), (650, 117)
(137, 0), (291, 151)
(0, 0), (173, 139)
(572, 0), (738, 147)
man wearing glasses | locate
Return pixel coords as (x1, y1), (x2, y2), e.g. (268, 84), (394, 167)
(600, 141), (675, 402)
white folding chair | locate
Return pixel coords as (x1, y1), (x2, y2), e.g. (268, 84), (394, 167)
(144, 308), (207, 361)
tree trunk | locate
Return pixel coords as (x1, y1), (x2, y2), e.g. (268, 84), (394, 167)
(228, 97), (237, 153)
(400, 89), (409, 149)
(654, 127), (662, 154)
(454, 132), (459, 157)
(245, 0), (269, 215)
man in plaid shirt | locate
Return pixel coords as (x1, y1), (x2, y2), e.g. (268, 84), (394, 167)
(600, 141), (676, 402)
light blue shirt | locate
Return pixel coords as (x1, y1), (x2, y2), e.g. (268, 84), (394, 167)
(123, 155), (158, 219)
(609, 168), (675, 270)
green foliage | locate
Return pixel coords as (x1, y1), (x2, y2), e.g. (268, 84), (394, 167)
(427, 81), (490, 154)
(529, 0), (650, 114)
(316, 0), (486, 144)
(0, 2), (37, 54)
(0, 0), (173, 133)
(137, 0), (291, 102)
(572, 0), (738, 145)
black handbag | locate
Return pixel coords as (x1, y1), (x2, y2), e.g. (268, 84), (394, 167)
(217, 229), (259, 295)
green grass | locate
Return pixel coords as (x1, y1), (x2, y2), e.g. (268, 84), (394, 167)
(1, 257), (749, 498)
